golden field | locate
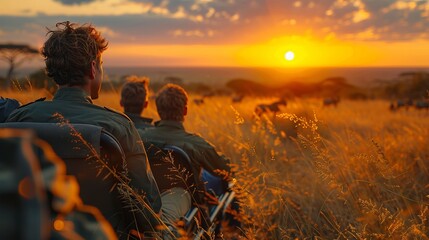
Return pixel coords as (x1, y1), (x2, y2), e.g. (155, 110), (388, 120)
(2, 89), (429, 239)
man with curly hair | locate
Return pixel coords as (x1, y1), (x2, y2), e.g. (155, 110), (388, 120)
(6, 21), (161, 239)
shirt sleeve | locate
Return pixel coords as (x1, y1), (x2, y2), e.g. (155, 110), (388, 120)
(190, 136), (232, 177)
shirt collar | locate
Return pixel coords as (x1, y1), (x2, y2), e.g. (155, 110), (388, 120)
(154, 120), (185, 130)
(125, 112), (153, 123)
(53, 87), (93, 104)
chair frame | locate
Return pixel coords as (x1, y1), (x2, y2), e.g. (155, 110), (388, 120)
(144, 142), (236, 240)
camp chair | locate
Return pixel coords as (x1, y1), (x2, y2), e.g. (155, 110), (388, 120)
(0, 122), (138, 239)
(0, 129), (50, 240)
(144, 143), (210, 237)
(145, 143), (236, 240)
(162, 145), (217, 235)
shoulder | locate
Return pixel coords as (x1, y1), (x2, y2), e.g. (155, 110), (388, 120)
(103, 106), (132, 122)
(186, 132), (213, 147)
(5, 97), (46, 122)
(17, 97), (46, 109)
(138, 126), (157, 138)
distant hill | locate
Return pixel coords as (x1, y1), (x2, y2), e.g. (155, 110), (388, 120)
(371, 71), (429, 99)
(225, 79), (271, 95)
(226, 77), (362, 98)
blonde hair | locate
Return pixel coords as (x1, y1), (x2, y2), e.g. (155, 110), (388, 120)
(120, 75), (150, 114)
(155, 84), (188, 121)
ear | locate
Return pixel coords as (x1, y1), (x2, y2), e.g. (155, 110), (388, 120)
(90, 60), (96, 79)
(144, 101), (148, 109)
(183, 106), (188, 116)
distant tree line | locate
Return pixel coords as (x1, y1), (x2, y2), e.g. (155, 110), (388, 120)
(2, 45), (427, 101)
(225, 73), (429, 100)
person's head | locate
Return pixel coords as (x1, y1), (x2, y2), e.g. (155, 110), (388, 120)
(41, 21), (108, 99)
(120, 76), (150, 114)
(0, 97), (21, 122)
(155, 84), (188, 121)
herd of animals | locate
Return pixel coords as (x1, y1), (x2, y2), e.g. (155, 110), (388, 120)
(192, 94), (429, 117)
(389, 99), (429, 111)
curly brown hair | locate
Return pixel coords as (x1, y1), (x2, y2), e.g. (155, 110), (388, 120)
(121, 75), (150, 114)
(155, 84), (188, 121)
(41, 21), (108, 86)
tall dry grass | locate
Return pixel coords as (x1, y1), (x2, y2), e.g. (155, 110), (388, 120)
(3, 89), (429, 239)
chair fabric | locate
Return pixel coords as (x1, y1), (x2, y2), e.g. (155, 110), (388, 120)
(145, 142), (238, 239)
(144, 143), (215, 237)
(145, 143), (196, 195)
(0, 129), (50, 240)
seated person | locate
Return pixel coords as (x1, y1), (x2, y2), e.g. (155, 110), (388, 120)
(0, 97), (21, 122)
(139, 84), (233, 231)
(6, 21), (161, 239)
(120, 76), (153, 130)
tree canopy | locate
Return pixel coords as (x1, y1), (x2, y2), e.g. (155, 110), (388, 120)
(0, 43), (39, 89)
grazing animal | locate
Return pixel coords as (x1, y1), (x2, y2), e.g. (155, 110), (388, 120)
(255, 99), (287, 117)
(395, 99), (413, 110)
(415, 100), (429, 110)
(232, 95), (244, 103)
(323, 97), (340, 107)
(389, 102), (396, 112)
(193, 98), (204, 105)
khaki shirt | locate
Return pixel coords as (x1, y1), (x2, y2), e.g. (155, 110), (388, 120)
(6, 88), (162, 217)
(139, 120), (231, 178)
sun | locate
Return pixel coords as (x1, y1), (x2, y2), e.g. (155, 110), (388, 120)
(284, 51), (295, 61)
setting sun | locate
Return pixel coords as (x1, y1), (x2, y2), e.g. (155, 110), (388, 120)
(284, 51), (295, 61)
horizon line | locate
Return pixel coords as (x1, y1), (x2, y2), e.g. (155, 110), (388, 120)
(2, 65), (429, 70)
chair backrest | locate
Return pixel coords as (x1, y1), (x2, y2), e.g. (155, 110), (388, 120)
(144, 143), (196, 197)
(0, 129), (50, 240)
(0, 122), (131, 236)
(144, 142), (238, 239)
(144, 143), (213, 234)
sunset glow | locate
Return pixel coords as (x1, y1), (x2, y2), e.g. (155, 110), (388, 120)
(2, 2), (429, 239)
(1, 0), (429, 67)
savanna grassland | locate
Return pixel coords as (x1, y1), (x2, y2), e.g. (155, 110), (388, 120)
(2, 89), (429, 239)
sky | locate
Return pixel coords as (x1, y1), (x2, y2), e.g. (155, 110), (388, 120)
(1, 0), (429, 67)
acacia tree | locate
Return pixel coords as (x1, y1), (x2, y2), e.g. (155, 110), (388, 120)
(0, 44), (39, 89)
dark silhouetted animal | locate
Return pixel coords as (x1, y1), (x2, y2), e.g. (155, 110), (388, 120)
(395, 99), (413, 110)
(389, 102), (396, 112)
(415, 100), (429, 110)
(193, 98), (204, 105)
(255, 99), (287, 117)
(232, 95), (244, 103)
(323, 97), (340, 107)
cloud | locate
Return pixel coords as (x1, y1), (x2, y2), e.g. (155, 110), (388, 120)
(327, 0), (429, 41)
(2, 0), (429, 46)
(53, 0), (98, 5)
